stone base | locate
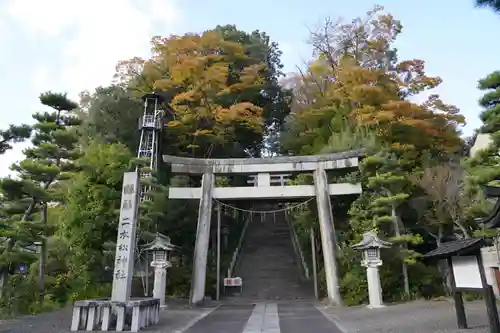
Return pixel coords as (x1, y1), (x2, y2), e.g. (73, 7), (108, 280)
(366, 304), (386, 309)
(70, 298), (160, 332)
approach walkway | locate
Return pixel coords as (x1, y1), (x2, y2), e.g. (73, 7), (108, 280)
(0, 301), (341, 333)
(180, 302), (342, 333)
(0, 299), (495, 333)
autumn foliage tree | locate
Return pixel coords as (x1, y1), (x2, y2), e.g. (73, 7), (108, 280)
(282, 5), (465, 302)
(115, 30), (269, 158)
(282, 6), (464, 157)
(213, 25), (291, 155)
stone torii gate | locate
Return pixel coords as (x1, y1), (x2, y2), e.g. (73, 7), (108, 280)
(163, 150), (364, 305)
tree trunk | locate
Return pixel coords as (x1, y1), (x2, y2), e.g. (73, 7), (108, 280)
(39, 203), (47, 306)
(0, 239), (10, 298)
(437, 259), (452, 296)
(0, 271), (6, 298)
(436, 226), (443, 247)
(454, 221), (470, 238)
(392, 205), (410, 297)
(437, 227), (452, 294)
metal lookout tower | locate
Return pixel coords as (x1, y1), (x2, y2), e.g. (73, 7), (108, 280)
(134, 93), (166, 296)
(137, 93), (165, 201)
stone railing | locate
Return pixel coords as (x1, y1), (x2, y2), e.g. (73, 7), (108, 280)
(70, 298), (160, 332)
(285, 210), (310, 281)
(227, 211), (252, 278)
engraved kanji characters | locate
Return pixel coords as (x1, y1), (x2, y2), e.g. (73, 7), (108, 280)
(119, 229), (130, 239)
(114, 269), (126, 280)
(122, 199), (133, 210)
(115, 255), (128, 267)
(122, 184), (135, 195)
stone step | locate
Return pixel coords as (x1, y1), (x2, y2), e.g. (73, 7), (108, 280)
(232, 213), (313, 301)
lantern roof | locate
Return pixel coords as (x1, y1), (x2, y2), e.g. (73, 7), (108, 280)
(142, 233), (175, 251)
(351, 231), (392, 250)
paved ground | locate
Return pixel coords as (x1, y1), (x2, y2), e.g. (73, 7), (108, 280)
(181, 302), (342, 333)
(0, 305), (212, 333)
(0, 302), (341, 333)
(0, 299), (496, 332)
(319, 299), (495, 333)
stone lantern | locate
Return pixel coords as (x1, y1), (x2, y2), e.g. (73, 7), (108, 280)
(143, 233), (175, 308)
(351, 230), (392, 309)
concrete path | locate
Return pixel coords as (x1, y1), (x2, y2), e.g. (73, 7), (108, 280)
(0, 305), (214, 333)
(180, 302), (343, 333)
(0, 301), (340, 333)
(2, 299), (492, 333)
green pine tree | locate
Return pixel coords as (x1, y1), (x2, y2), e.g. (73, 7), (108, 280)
(475, 0), (500, 13)
(0, 124), (32, 154)
(468, 71), (500, 186)
(352, 149), (423, 298)
(0, 92), (80, 304)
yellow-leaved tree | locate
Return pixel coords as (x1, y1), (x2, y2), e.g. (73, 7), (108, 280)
(282, 5), (465, 157)
(115, 31), (267, 157)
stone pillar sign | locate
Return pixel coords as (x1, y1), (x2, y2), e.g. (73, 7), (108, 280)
(111, 171), (140, 302)
(351, 231), (392, 309)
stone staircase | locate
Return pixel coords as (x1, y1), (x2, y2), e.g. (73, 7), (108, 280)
(231, 210), (313, 302)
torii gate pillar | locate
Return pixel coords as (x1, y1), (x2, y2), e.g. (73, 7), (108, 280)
(191, 172), (214, 304)
(314, 166), (342, 305)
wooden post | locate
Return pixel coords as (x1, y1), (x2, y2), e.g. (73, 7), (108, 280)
(311, 228), (318, 299)
(216, 202), (221, 301)
(145, 254), (149, 296)
(447, 257), (467, 329)
(477, 252), (500, 333)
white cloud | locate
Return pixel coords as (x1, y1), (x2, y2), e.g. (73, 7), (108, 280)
(4, 0), (79, 37)
(0, 0), (183, 177)
(4, 0), (183, 99)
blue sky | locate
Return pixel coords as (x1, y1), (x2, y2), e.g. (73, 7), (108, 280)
(0, 0), (499, 177)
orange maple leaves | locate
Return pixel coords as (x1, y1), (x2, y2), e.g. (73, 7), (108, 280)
(287, 56), (464, 154)
(115, 31), (266, 155)
(350, 59), (465, 152)
(285, 5), (466, 155)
